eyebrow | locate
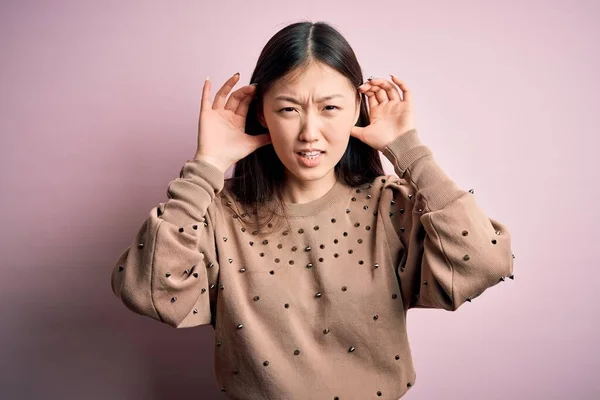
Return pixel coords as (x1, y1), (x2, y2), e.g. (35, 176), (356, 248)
(274, 94), (345, 104)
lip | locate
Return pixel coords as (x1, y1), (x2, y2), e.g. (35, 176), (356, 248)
(296, 149), (325, 153)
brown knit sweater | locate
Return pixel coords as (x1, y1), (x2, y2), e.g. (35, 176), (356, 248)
(110, 128), (514, 399)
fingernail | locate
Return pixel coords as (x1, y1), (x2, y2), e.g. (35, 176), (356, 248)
(234, 72), (240, 76)
(206, 76), (210, 81)
(367, 76), (374, 81)
(250, 82), (258, 86)
(389, 73), (395, 78)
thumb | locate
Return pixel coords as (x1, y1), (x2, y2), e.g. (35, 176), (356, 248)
(250, 132), (272, 149)
(350, 125), (366, 142)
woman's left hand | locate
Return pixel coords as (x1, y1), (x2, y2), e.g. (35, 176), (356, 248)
(350, 75), (415, 151)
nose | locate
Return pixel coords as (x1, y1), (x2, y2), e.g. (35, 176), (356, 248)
(297, 110), (321, 143)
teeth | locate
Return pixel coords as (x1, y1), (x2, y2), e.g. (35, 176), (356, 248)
(300, 151), (320, 156)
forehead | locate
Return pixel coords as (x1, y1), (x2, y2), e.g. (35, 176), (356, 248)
(267, 63), (355, 98)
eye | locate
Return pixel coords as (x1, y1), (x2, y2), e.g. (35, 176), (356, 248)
(279, 107), (297, 113)
(324, 105), (340, 111)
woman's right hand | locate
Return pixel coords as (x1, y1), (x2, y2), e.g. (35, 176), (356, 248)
(194, 73), (272, 172)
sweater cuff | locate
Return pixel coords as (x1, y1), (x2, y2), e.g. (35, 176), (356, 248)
(382, 129), (465, 212)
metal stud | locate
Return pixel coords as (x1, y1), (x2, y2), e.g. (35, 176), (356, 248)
(193, 309), (198, 314)
(306, 263), (313, 268)
(178, 227), (184, 232)
(365, 226), (371, 231)
(298, 228), (304, 233)
(354, 222), (360, 227)
(314, 225), (319, 230)
(249, 241), (254, 246)
(263, 361), (269, 366)
(417, 208), (422, 212)
(193, 225), (198, 230)
(462, 230), (468, 236)
(305, 246), (311, 252)
(277, 244), (283, 249)
(468, 189), (474, 194)
(381, 178), (386, 183)
(219, 285), (224, 290)
(239, 268), (246, 273)
(268, 223), (273, 228)
(390, 212), (394, 217)
(275, 258), (280, 263)
(216, 341), (222, 347)
(377, 391), (382, 396)
(294, 349), (300, 355)
(351, 197), (356, 202)
(334, 253), (339, 258)
(237, 324), (243, 329)
(118, 266), (124, 271)
(343, 232), (348, 237)
(283, 230), (289, 236)
(138, 243), (144, 249)
(221, 387), (226, 392)
(289, 260), (294, 265)
(357, 239), (363, 244)
(201, 288), (206, 293)
(395, 355), (400, 360)
(363, 205), (369, 210)
(263, 239), (269, 245)
(348, 346), (355, 352)
(259, 253), (264, 257)
(229, 258), (233, 263)
(315, 292), (322, 298)
(241, 227), (246, 232)
(423, 280), (428, 286)
(223, 237), (228, 242)
(346, 208), (351, 213)
(491, 239), (497, 244)
(208, 262), (214, 268)
(358, 260), (364, 265)
(463, 255), (470, 261)
(331, 218), (336, 223)
(341, 286), (347, 291)
(204, 221), (208, 227)
(499, 276), (505, 282)
(334, 239), (338, 244)
(373, 314), (378, 320)
(292, 246), (297, 251)
(356, 189), (361, 193)
(193, 272), (199, 278)
(374, 263), (379, 269)
(319, 257), (324, 262)
(184, 269), (189, 275)
(270, 270), (274, 275)
(466, 297), (472, 302)
(254, 295), (260, 301)
(367, 194), (372, 199)
(392, 294), (398, 299)
(320, 244), (325, 249)
(348, 249), (353, 254)
(407, 382), (412, 388)
(408, 194), (413, 199)
(323, 328), (330, 334)
(171, 297), (177, 303)
(509, 274), (514, 280)
(495, 230), (501, 235)
(165, 272), (171, 277)
(391, 200), (396, 205)
(210, 284), (216, 289)
(285, 303), (290, 308)
(399, 208), (404, 213)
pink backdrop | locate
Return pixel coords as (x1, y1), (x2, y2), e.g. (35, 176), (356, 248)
(1, 0), (598, 399)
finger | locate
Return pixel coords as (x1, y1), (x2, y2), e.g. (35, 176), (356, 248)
(200, 77), (212, 112)
(367, 78), (400, 102)
(390, 75), (411, 103)
(363, 89), (379, 109)
(213, 73), (240, 110)
(223, 84), (256, 116)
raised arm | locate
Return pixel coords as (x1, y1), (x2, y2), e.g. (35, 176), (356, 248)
(110, 158), (225, 328)
(380, 129), (514, 311)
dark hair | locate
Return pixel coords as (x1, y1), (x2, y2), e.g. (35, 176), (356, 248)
(223, 20), (384, 234)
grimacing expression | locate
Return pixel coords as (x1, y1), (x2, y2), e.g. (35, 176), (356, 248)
(259, 63), (361, 182)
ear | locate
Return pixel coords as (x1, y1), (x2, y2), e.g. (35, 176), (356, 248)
(353, 94), (361, 125)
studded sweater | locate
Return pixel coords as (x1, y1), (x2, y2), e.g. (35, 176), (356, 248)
(110, 128), (514, 400)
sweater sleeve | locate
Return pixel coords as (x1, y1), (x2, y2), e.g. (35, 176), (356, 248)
(380, 129), (514, 311)
(110, 158), (225, 328)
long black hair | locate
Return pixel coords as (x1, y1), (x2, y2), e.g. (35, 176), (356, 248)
(223, 20), (384, 234)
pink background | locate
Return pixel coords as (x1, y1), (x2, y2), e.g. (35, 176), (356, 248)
(1, 0), (598, 399)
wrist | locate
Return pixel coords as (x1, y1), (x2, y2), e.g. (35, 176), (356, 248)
(193, 154), (230, 173)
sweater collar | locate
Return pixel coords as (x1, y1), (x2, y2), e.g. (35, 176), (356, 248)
(283, 177), (352, 217)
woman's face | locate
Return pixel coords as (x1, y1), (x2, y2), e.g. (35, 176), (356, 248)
(259, 62), (360, 184)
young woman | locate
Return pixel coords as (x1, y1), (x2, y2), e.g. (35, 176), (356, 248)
(111, 20), (514, 400)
